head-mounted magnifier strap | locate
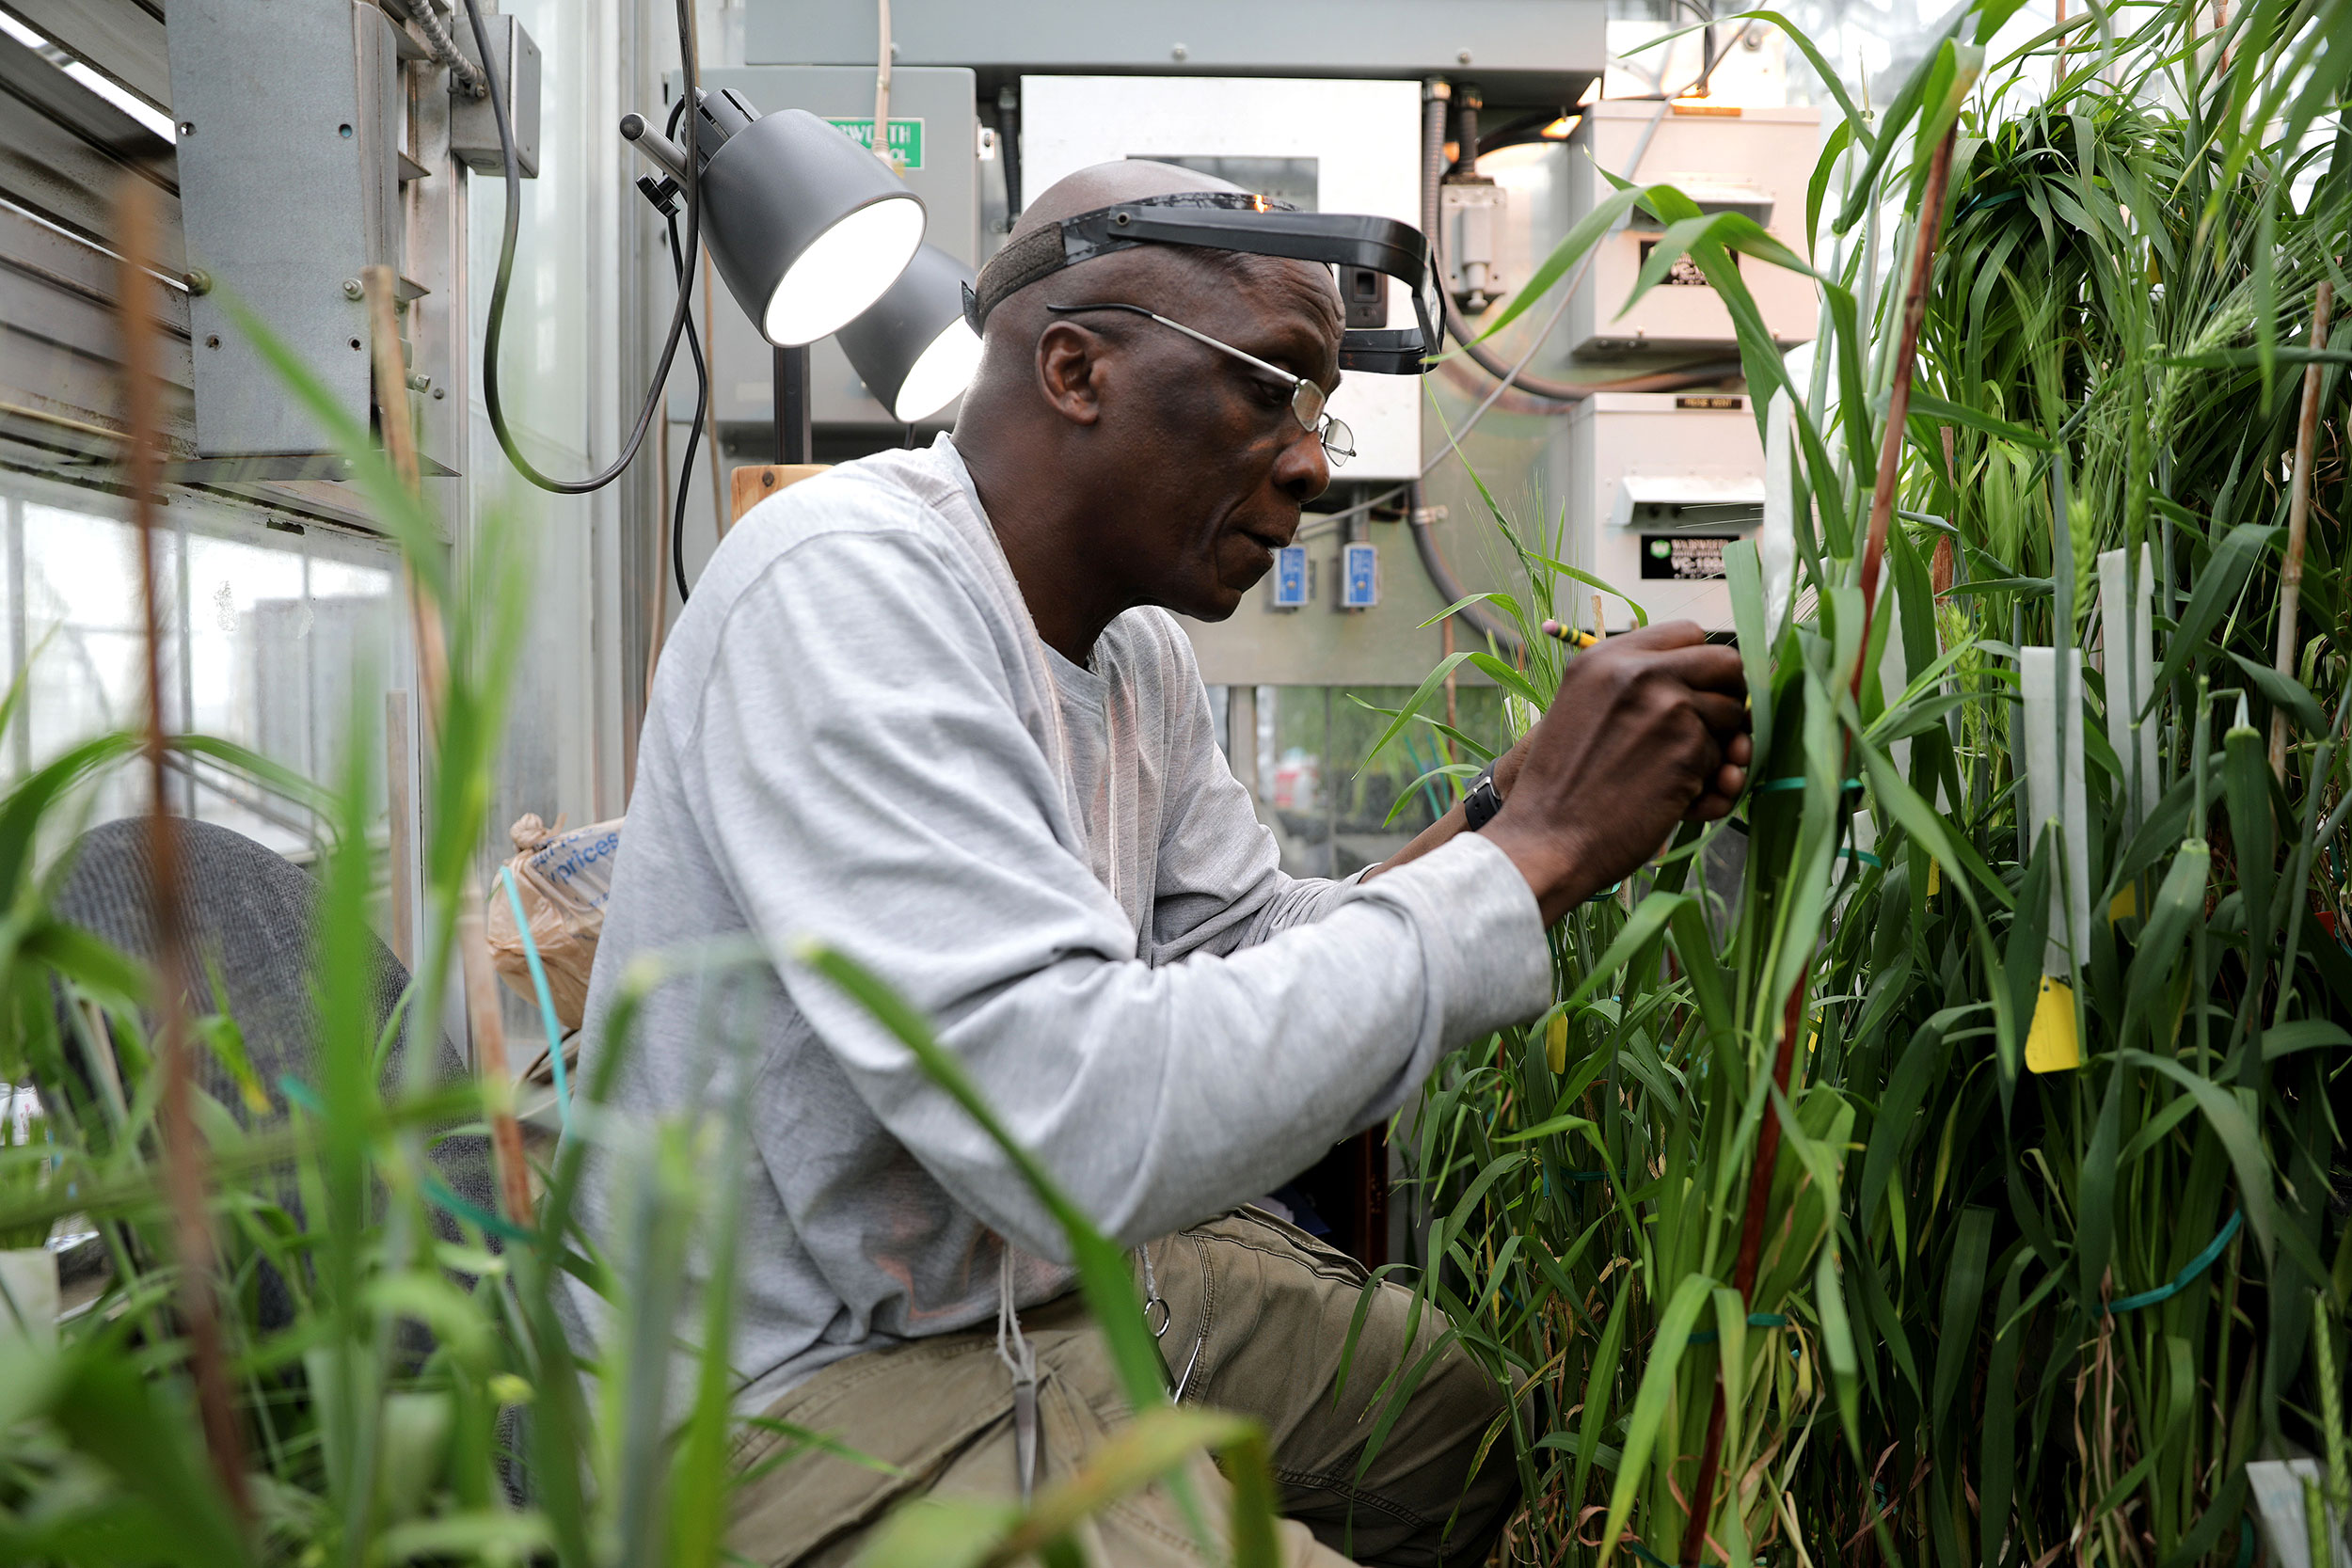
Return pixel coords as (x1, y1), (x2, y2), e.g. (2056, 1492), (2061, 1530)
(964, 198), (1438, 375)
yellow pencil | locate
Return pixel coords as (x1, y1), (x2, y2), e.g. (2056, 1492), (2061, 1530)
(1538, 620), (1599, 649)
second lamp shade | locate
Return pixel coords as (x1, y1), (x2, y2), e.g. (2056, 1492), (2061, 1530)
(836, 244), (985, 423)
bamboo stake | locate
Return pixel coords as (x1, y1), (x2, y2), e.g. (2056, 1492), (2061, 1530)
(386, 691), (415, 969)
(702, 246), (726, 543)
(1677, 123), (1960, 1565)
(2270, 279), (2333, 781)
(116, 174), (252, 1524)
(871, 0), (895, 168)
(1855, 129), (1959, 631)
(363, 265), (534, 1228)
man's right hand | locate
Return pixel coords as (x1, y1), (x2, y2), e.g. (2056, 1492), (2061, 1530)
(1483, 621), (1752, 926)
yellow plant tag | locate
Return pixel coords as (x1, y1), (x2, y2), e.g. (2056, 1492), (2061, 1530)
(2026, 975), (2081, 1072)
(1546, 1012), (1569, 1074)
(1927, 860), (1940, 896)
(2108, 885), (2137, 923)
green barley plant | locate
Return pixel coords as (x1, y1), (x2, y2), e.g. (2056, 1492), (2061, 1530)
(0, 269), (1283, 1566)
(1375, 0), (2352, 1560)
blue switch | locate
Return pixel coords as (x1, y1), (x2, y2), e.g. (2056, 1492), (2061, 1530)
(1272, 545), (1309, 608)
(1342, 542), (1378, 609)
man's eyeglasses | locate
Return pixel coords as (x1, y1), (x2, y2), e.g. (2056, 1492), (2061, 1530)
(1044, 302), (1355, 467)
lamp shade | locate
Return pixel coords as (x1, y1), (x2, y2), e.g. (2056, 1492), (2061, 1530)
(836, 244), (984, 422)
(697, 106), (926, 346)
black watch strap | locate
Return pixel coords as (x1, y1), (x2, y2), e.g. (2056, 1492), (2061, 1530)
(1462, 763), (1503, 832)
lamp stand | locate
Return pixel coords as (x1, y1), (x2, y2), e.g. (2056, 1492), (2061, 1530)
(773, 343), (812, 464)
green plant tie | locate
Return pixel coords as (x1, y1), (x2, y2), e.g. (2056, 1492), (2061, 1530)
(1688, 1312), (1791, 1345)
(1538, 1164), (1613, 1198)
(278, 1073), (538, 1244)
(1839, 847), (1884, 868)
(1623, 1537), (1772, 1568)
(1756, 776), (1864, 795)
(501, 864), (574, 1138)
(2101, 1212), (2242, 1314)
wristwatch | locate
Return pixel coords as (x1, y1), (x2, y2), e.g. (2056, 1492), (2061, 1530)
(1463, 762), (1503, 832)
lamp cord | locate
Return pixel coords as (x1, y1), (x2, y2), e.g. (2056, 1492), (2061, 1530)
(663, 208), (707, 604)
(460, 0), (705, 496)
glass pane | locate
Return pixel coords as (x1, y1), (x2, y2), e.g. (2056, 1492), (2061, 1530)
(183, 530), (314, 853)
(8, 481), (405, 861)
(1257, 685), (1511, 879)
(298, 550), (396, 815)
(22, 503), (156, 830)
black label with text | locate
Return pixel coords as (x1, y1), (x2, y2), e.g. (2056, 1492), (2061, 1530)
(1639, 535), (1738, 580)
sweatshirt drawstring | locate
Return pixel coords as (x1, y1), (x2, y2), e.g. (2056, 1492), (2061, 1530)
(996, 1243), (1040, 1505)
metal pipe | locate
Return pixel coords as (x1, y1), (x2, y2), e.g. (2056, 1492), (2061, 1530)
(620, 112), (691, 186)
(775, 343), (812, 465)
(406, 0), (487, 99)
(1406, 482), (1521, 655)
(1453, 85), (1483, 179)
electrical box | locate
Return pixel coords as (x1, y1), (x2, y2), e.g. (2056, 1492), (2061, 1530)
(1340, 541), (1378, 609)
(1561, 102), (1819, 359)
(1441, 184), (1508, 312)
(1271, 546), (1311, 609)
(450, 13), (542, 177)
(170, 0), (427, 464)
(673, 66), (979, 434)
(1564, 392), (1764, 633)
(1019, 74), (1424, 480)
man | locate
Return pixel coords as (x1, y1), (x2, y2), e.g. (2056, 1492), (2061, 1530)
(576, 159), (1750, 1565)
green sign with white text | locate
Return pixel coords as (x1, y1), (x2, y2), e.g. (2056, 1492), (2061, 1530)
(826, 117), (924, 170)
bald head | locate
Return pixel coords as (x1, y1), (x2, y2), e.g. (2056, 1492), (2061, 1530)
(1009, 158), (1234, 240)
(976, 160), (1342, 351)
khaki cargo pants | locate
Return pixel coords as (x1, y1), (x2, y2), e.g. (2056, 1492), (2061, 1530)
(729, 1208), (1518, 1566)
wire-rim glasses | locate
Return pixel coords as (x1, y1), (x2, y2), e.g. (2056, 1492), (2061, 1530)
(1044, 302), (1355, 467)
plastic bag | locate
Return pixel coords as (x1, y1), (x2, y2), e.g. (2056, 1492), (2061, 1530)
(485, 813), (623, 1035)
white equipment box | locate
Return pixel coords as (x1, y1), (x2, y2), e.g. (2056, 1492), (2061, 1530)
(1565, 391), (1764, 633)
(1562, 102), (1820, 358)
(1019, 75), (1424, 480)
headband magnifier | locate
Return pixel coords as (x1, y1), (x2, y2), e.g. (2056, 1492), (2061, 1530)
(962, 191), (1438, 375)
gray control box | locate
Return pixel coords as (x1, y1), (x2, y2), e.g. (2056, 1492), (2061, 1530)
(169, 0), (409, 460)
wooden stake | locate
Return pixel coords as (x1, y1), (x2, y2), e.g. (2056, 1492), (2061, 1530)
(2270, 279), (2333, 781)
(702, 246), (726, 540)
(117, 172), (252, 1525)
(872, 0), (896, 168)
(1855, 127), (1958, 648)
(1678, 123), (1961, 1567)
(386, 690), (414, 969)
(364, 265), (533, 1229)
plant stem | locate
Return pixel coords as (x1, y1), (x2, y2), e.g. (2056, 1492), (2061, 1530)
(363, 266), (535, 1228)
(2270, 278), (2334, 780)
(116, 173), (252, 1525)
(1678, 122), (1959, 1563)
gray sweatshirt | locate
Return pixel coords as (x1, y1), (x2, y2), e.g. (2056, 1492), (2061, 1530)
(570, 436), (1551, 1411)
